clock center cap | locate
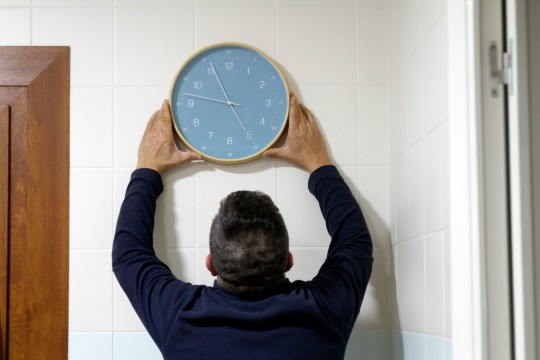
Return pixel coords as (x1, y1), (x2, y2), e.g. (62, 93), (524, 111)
(227, 101), (233, 106)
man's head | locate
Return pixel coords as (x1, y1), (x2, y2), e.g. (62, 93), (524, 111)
(207, 190), (293, 295)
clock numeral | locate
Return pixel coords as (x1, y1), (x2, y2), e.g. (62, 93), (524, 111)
(187, 100), (194, 108)
(259, 81), (265, 89)
(225, 62), (234, 71)
(246, 131), (253, 140)
(247, 67), (250, 75)
(260, 118), (265, 126)
(207, 67), (216, 76)
(208, 131), (213, 140)
(226, 137), (233, 145)
(193, 118), (200, 127)
(265, 99), (272, 107)
(193, 81), (203, 90)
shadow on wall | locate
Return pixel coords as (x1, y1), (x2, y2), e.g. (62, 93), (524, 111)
(339, 173), (396, 360)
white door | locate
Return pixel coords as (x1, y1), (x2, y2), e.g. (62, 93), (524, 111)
(449, 0), (537, 359)
(506, 0), (539, 359)
(528, 1), (540, 358)
(482, 0), (537, 359)
(479, 0), (513, 358)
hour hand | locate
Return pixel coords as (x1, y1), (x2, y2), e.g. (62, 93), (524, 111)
(183, 92), (240, 106)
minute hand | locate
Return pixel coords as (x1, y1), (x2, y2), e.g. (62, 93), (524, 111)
(209, 62), (233, 105)
(209, 62), (247, 132)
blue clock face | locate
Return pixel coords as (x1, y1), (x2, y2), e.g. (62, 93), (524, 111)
(170, 43), (289, 164)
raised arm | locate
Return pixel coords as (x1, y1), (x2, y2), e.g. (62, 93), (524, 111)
(265, 94), (373, 333)
(112, 101), (201, 348)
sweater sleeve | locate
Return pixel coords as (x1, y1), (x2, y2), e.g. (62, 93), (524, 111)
(307, 165), (373, 333)
(112, 168), (195, 350)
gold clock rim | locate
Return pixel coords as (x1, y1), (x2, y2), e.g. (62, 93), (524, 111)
(168, 42), (290, 165)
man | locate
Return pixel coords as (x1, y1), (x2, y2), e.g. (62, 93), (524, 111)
(113, 94), (373, 359)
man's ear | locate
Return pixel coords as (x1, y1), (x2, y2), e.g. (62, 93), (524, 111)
(206, 254), (218, 276)
(286, 252), (294, 272)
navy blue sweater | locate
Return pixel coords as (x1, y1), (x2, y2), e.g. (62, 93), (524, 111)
(112, 165), (373, 360)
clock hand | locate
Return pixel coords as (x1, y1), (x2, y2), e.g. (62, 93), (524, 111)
(209, 62), (234, 106)
(229, 105), (247, 133)
(183, 92), (240, 106)
(209, 62), (247, 133)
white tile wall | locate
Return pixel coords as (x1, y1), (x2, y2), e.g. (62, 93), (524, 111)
(395, 237), (426, 333)
(70, 168), (113, 250)
(276, 2), (357, 85)
(71, 87), (114, 167)
(425, 232), (445, 335)
(358, 85), (390, 165)
(0, 8), (31, 45)
(391, 4), (450, 342)
(69, 333), (113, 360)
(115, 4), (195, 86)
(155, 168), (198, 248)
(357, 0), (389, 85)
(69, 250), (113, 332)
(0, 0), (30, 5)
(392, 46), (423, 157)
(113, 277), (145, 331)
(196, 0), (276, 54)
(34, 0), (113, 5)
(422, 15), (448, 133)
(391, 0), (423, 68)
(360, 247), (392, 329)
(114, 87), (169, 166)
(33, 7), (114, 86)
(298, 86), (359, 166)
(358, 166), (391, 247)
(0, 0), (452, 358)
(277, 166), (329, 247)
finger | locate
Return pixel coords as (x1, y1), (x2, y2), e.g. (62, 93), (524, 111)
(298, 104), (314, 122)
(177, 150), (203, 163)
(262, 147), (284, 159)
(287, 94), (301, 130)
(186, 151), (203, 161)
(145, 110), (160, 133)
(158, 100), (172, 123)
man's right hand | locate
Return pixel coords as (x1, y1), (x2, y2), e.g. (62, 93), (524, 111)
(263, 94), (332, 173)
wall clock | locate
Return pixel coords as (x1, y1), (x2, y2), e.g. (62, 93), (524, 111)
(169, 42), (289, 164)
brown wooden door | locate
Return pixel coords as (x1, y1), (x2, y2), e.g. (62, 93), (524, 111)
(0, 104), (9, 360)
(0, 47), (69, 360)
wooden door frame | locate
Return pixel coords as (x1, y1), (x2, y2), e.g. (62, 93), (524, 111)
(0, 105), (9, 360)
(0, 47), (70, 360)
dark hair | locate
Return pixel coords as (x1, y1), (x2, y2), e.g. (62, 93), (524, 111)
(209, 191), (289, 295)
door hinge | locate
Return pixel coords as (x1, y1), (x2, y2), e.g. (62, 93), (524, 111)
(489, 41), (512, 98)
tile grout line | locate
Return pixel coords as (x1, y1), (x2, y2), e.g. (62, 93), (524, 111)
(111, 1), (117, 356)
